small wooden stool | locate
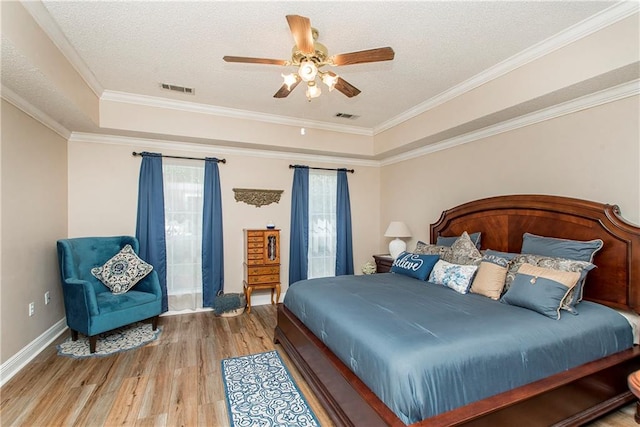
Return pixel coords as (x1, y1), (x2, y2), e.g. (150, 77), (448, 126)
(628, 370), (640, 423)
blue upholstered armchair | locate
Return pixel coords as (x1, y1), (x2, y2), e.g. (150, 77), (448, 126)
(56, 236), (162, 353)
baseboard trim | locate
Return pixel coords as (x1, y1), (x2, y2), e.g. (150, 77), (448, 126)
(0, 318), (67, 387)
(1, 293), (287, 386)
(161, 292), (288, 316)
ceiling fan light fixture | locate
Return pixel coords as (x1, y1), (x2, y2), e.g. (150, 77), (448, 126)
(306, 81), (321, 100)
(321, 72), (338, 91)
(298, 60), (318, 82)
(224, 15), (393, 100)
(282, 73), (298, 90)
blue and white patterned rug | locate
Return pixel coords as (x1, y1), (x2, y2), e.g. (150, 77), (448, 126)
(57, 322), (161, 358)
(222, 350), (320, 427)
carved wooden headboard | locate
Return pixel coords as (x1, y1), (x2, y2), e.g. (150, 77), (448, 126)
(430, 194), (640, 313)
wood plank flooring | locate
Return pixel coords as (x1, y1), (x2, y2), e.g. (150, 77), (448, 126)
(0, 304), (637, 426)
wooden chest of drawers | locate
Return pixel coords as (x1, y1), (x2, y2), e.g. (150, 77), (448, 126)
(243, 229), (281, 313)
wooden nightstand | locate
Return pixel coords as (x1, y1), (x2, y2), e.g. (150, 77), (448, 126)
(373, 254), (394, 273)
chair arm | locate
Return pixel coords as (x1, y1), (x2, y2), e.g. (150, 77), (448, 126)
(63, 278), (100, 317)
(133, 270), (162, 298)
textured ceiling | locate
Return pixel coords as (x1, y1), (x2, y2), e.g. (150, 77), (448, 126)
(1, 0), (621, 138)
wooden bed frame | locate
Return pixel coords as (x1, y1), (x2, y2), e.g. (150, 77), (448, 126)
(275, 194), (640, 426)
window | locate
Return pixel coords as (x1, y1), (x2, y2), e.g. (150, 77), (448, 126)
(163, 161), (204, 310)
(308, 170), (337, 278)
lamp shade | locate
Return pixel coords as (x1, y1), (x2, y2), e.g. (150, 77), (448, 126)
(384, 221), (412, 238)
(384, 221), (412, 259)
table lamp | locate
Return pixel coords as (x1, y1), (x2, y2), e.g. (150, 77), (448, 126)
(384, 221), (412, 259)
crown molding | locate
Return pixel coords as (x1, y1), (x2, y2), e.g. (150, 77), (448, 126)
(20, 0), (104, 97)
(25, 0), (636, 139)
(380, 79), (640, 166)
(374, 1), (640, 135)
(101, 90), (373, 137)
(68, 132), (381, 168)
(1, 85), (71, 139)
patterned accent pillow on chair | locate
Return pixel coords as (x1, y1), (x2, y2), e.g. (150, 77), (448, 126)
(91, 244), (153, 295)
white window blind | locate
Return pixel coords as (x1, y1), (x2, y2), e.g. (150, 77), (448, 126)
(163, 161), (204, 311)
(308, 170), (337, 279)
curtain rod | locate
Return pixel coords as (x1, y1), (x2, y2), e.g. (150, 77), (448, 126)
(132, 151), (226, 163)
(289, 164), (354, 173)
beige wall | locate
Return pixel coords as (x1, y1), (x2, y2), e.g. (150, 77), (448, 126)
(380, 95), (640, 251)
(2, 93), (638, 367)
(67, 139), (381, 297)
(1, 100), (68, 364)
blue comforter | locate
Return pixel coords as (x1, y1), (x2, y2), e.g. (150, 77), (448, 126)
(283, 273), (633, 424)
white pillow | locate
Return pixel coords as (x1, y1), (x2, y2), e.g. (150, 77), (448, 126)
(428, 259), (478, 294)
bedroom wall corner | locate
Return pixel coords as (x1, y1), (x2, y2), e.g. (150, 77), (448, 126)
(0, 100), (68, 365)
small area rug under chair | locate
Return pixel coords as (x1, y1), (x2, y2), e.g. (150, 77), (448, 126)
(56, 322), (162, 358)
(222, 350), (320, 427)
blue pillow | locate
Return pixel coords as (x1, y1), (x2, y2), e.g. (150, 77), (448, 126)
(521, 233), (603, 262)
(391, 252), (440, 281)
(501, 264), (580, 319)
(437, 232), (481, 249)
(521, 233), (602, 306)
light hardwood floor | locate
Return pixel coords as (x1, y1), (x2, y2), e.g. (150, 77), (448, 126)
(0, 304), (637, 426)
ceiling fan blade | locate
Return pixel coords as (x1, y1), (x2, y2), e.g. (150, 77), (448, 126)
(286, 15), (314, 55)
(223, 56), (288, 66)
(331, 47), (395, 66)
(330, 73), (361, 98)
(274, 80), (302, 98)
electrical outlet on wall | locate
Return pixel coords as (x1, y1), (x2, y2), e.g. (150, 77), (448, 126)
(45, 291), (51, 305)
(29, 302), (35, 317)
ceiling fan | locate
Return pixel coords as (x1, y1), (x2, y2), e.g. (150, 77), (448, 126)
(223, 15), (395, 100)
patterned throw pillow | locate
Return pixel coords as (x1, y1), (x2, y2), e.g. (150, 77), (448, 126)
(415, 232), (482, 266)
(91, 244), (154, 295)
(501, 263), (580, 319)
(414, 241), (451, 258)
(436, 232), (482, 249)
(505, 253), (595, 314)
(391, 252), (440, 281)
(470, 254), (511, 300)
(428, 259), (478, 294)
(446, 231), (483, 266)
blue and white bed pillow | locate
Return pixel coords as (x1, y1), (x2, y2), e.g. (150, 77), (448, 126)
(428, 259), (478, 294)
(391, 252), (440, 281)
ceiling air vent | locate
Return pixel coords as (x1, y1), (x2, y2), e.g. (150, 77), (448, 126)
(160, 83), (195, 95)
(335, 112), (359, 120)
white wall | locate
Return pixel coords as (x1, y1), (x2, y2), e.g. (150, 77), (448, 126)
(67, 139), (381, 298)
(1, 100), (68, 364)
(380, 96), (640, 250)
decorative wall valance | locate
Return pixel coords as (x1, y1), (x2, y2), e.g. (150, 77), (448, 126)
(233, 188), (284, 207)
